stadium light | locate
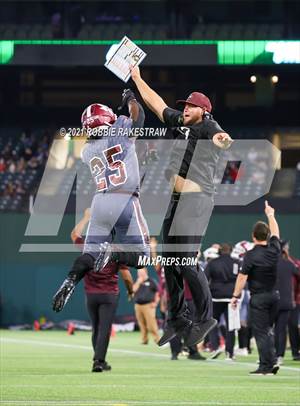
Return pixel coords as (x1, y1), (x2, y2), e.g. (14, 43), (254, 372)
(271, 75), (279, 83)
(250, 75), (257, 83)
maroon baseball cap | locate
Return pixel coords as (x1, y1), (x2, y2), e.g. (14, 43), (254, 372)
(176, 92), (212, 113)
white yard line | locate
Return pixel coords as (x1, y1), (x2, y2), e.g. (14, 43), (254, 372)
(1, 337), (299, 373)
(0, 384), (298, 390)
(0, 338), (167, 358)
(2, 373), (299, 381)
(0, 401), (299, 406)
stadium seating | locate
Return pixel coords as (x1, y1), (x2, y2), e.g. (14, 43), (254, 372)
(191, 23), (284, 40)
(0, 170), (40, 211)
(293, 169), (300, 197)
(0, 22), (284, 40)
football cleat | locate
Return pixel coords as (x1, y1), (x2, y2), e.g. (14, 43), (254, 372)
(52, 276), (76, 312)
(94, 242), (112, 272)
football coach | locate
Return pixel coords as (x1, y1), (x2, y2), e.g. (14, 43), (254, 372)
(231, 201), (281, 375)
(130, 65), (233, 348)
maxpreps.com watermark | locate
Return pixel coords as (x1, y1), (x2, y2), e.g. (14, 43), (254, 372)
(138, 256), (198, 267)
(59, 127), (167, 138)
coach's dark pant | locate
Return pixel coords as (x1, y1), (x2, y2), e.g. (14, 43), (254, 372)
(210, 301), (235, 357)
(249, 291), (279, 370)
(86, 293), (119, 361)
(275, 309), (290, 357)
(163, 192), (213, 324)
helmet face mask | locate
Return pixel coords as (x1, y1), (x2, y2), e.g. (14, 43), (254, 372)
(81, 103), (117, 129)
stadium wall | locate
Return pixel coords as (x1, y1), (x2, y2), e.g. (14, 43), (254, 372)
(1, 213), (299, 326)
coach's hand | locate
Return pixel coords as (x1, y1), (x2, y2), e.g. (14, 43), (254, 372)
(213, 133), (233, 149)
(265, 200), (275, 217)
(230, 297), (238, 309)
(130, 65), (141, 82)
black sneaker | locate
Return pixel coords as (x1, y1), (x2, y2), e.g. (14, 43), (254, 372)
(187, 352), (206, 361)
(171, 353), (179, 360)
(158, 318), (192, 347)
(102, 361), (112, 371)
(210, 348), (223, 360)
(92, 360), (103, 373)
(250, 365), (280, 376)
(185, 318), (217, 347)
(94, 242), (112, 272)
(52, 276), (76, 312)
(249, 369), (266, 375)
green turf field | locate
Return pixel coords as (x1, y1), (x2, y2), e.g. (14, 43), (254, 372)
(0, 330), (299, 406)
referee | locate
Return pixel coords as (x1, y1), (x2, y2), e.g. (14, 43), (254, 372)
(231, 201), (281, 375)
(131, 66), (233, 347)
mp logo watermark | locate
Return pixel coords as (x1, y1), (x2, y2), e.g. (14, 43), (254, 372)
(20, 138), (280, 253)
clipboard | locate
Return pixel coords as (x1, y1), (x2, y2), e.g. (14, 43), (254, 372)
(105, 36), (147, 82)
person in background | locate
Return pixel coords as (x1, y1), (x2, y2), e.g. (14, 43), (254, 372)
(71, 208), (134, 373)
(202, 245), (220, 267)
(205, 243), (239, 360)
(285, 243), (300, 361)
(133, 268), (160, 344)
(231, 201), (281, 375)
(198, 245), (220, 353)
(150, 237), (168, 320)
(275, 241), (299, 364)
(231, 241), (254, 356)
(0, 158), (6, 173)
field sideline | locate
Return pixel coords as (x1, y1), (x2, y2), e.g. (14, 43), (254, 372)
(0, 330), (299, 406)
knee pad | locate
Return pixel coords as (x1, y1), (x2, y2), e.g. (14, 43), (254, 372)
(69, 253), (95, 282)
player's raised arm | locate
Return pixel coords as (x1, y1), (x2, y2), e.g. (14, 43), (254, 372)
(130, 66), (168, 122)
(120, 89), (145, 128)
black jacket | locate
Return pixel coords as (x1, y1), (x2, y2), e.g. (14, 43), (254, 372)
(205, 254), (240, 299)
(276, 257), (298, 310)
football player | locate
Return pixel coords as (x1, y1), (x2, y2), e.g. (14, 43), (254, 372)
(52, 89), (150, 312)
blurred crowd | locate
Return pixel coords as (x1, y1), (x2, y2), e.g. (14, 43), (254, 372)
(133, 237), (300, 364)
(0, 131), (50, 198)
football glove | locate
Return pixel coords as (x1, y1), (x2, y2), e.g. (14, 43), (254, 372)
(118, 88), (136, 111)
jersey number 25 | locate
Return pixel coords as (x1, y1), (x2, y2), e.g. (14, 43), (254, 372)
(89, 144), (127, 191)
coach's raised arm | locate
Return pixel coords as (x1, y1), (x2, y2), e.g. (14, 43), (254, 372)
(130, 65), (233, 149)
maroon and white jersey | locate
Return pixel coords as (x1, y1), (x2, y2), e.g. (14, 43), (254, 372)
(81, 115), (140, 194)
